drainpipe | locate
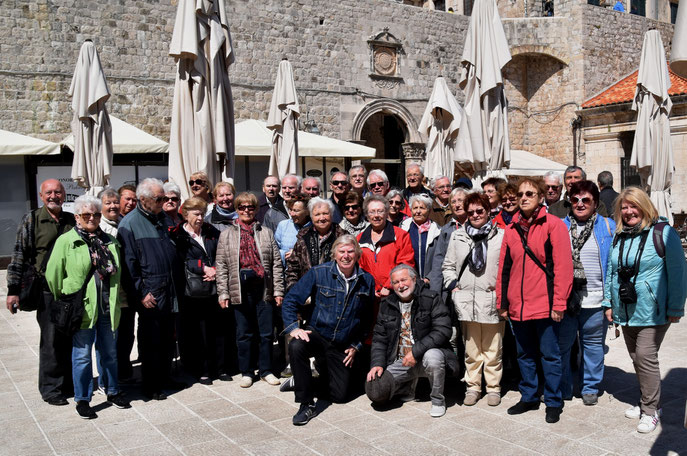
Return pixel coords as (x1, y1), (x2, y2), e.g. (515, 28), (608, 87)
(570, 115), (582, 167)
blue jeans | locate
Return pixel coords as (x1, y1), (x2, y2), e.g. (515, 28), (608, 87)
(234, 270), (273, 377)
(558, 307), (607, 397)
(511, 318), (562, 408)
(72, 304), (118, 402)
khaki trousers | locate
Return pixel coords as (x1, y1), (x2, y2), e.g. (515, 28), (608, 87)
(622, 323), (670, 416)
(461, 320), (505, 393)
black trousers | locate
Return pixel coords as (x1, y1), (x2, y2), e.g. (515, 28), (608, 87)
(116, 306), (136, 379)
(138, 307), (175, 395)
(289, 329), (354, 404)
(36, 292), (73, 401)
(178, 297), (219, 378)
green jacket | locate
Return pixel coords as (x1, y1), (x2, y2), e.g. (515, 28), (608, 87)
(45, 228), (121, 331)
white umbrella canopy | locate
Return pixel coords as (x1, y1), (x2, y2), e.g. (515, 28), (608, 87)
(456, 0), (512, 177)
(62, 115), (168, 155)
(168, 0), (235, 200)
(69, 40), (113, 196)
(267, 59), (300, 179)
(418, 76), (465, 182)
(0, 130), (60, 156)
(630, 30), (674, 224)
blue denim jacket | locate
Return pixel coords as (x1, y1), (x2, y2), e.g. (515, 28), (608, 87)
(281, 261), (375, 351)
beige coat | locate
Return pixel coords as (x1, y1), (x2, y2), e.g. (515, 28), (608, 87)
(215, 222), (284, 304)
(442, 225), (503, 324)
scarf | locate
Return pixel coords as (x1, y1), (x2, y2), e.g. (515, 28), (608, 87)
(569, 216), (595, 282)
(238, 220), (265, 279)
(215, 205), (237, 219)
(340, 217), (368, 236)
(415, 219), (432, 234)
(501, 210), (514, 225)
(464, 220), (492, 275)
(516, 206), (541, 237)
(75, 226), (117, 279)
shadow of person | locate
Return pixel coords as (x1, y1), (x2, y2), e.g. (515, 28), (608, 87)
(602, 365), (640, 406)
(649, 367), (687, 456)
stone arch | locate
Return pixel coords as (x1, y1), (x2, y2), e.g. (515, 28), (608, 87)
(509, 45), (569, 66)
(351, 99), (422, 143)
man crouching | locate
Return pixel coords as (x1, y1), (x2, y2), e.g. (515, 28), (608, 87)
(366, 264), (458, 417)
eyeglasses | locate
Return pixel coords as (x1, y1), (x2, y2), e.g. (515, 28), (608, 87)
(435, 184), (451, 190)
(367, 209), (386, 216)
(163, 196), (180, 203)
(570, 196), (593, 206)
(331, 180), (348, 187)
(189, 179), (206, 186)
(237, 205), (256, 212)
(466, 208), (486, 217)
(78, 213), (101, 219)
(344, 204), (360, 211)
(546, 185), (561, 190)
(517, 191), (538, 199)
(369, 181), (386, 189)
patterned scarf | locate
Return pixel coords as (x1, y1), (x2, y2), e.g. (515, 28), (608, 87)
(75, 226), (117, 278)
(569, 215), (596, 281)
(516, 206), (541, 237)
(464, 220), (493, 275)
(415, 219), (432, 234)
(238, 220), (265, 279)
(340, 217), (368, 236)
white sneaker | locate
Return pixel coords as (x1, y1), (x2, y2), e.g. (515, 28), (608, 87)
(430, 404), (446, 418)
(624, 405), (641, 419)
(261, 373), (281, 386)
(637, 411), (661, 433)
(239, 376), (253, 388)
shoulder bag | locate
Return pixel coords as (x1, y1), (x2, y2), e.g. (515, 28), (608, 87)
(50, 266), (95, 335)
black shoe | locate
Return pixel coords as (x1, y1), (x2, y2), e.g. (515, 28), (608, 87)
(107, 393), (131, 409)
(46, 396), (68, 406)
(292, 401), (317, 426)
(218, 373), (232, 382)
(545, 406), (562, 423)
(507, 401), (540, 415)
(166, 380), (188, 390)
(280, 376), (295, 393)
(76, 401), (97, 419)
(582, 393), (598, 406)
(144, 391), (167, 401)
(199, 377), (213, 385)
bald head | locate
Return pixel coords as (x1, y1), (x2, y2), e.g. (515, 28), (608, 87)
(39, 179), (65, 214)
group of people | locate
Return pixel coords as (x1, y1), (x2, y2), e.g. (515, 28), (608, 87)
(6, 164), (685, 434)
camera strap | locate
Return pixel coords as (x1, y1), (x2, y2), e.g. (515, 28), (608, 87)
(617, 230), (650, 287)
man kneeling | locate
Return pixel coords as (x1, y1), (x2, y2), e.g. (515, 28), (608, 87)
(282, 235), (375, 425)
(366, 264), (458, 417)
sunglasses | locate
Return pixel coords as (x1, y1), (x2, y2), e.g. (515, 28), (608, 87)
(189, 179), (206, 186)
(570, 196), (593, 206)
(369, 182), (386, 189)
(331, 180), (348, 187)
(78, 213), (101, 219)
(163, 196), (180, 203)
(344, 204), (360, 211)
(466, 208), (485, 217)
(517, 191), (538, 199)
(237, 205), (256, 212)
(547, 185), (561, 190)
(389, 200), (403, 206)
(503, 196), (518, 203)
(153, 196), (165, 203)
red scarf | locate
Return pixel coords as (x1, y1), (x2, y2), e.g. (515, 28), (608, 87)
(238, 220), (265, 279)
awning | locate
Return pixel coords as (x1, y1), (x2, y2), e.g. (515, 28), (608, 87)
(0, 129), (60, 156)
(503, 149), (567, 176)
(236, 119), (376, 158)
(62, 115), (168, 154)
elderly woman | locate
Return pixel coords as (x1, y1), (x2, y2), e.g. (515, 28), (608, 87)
(205, 182), (237, 232)
(339, 191), (368, 236)
(172, 197), (222, 385)
(496, 177), (573, 424)
(216, 192), (284, 388)
(400, 194), (441, 282)
(493, 183), (519, 229)
(357, 195), (415, 298)
(443, 192), (505, 407)
(603, 187), (686, 433)
(162, 181), (183, 229)
(188, 172), (214, 210)
(274, 194), (311, 265)
(386, 189), (408, 227)
(45, 195), (129, 419)
(286, 197), (345, 290)
(98, 188), (121, 236)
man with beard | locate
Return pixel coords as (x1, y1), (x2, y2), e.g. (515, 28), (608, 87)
(6, 179), (76, 405)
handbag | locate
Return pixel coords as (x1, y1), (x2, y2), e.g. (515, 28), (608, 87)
(50, 266), (95, 335)
(184, 265), (216, 298)
(18, 263), (44, 312)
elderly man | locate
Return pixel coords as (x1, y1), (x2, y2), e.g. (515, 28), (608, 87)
(430, 176), (452, 226)
(367, 169), (390, 196)
(543, 171), (563, 207)
(402, 164), (432, 202)
(366, 264), (457, 417)
(301, 176), (322, 198)
(118, 184), (137, 217)
(549, 166), (608, 218)
(348, 164), (368, 196)
(329, 171), (350, 223)
(281, 235), (375, 425)
(597, 171), (619, 213)
(6, 179), (76, 405)
(264, 174), (302, 232)
(118, 178), (179, 400)
(257, 176), (286, 224)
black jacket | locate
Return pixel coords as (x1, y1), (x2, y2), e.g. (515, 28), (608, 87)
(370, 280), (458, 375)
(257, 193), (287, 224)
(171, 222), (221, 298)
(599, 187), (619, 215)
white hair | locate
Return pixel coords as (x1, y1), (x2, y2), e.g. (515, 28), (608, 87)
(163, 181), (181, 196)
(302, 176), (322, 189)
(391, 263), (418, 281)
(97, 187), (119, 201)
(408, 193), (433, 211)
(406, 163), (424, 175)
(430, 176), (450, 190)
(543, 171), (562, 185)
(307, 196), (334, 215)
(367, 169), (389, 186)
(73, 195), (102, 215)
(136, 178), (164, 199)
(282, 173), (303, 187)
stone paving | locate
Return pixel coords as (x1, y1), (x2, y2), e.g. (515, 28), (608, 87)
(1, 270), (685, 456)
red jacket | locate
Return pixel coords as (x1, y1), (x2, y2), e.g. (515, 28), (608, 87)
(496, 206), (573, 321)
(357, 223), (415, 292)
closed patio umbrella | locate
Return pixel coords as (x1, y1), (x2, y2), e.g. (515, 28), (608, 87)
(630, 30), (674, 224)
(457, 0), (511, 178)
(168, 0), (235, 200)
(418, 76), (465, 183)
(267, 59), (300, 179)
(69, 40), (113, 196)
